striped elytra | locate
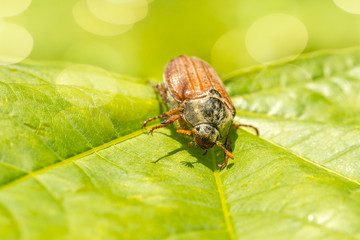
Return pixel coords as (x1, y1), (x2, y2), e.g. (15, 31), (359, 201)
(163, 55), (235, 116)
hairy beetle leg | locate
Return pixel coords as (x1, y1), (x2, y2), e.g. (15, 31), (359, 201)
(233, 123), (259, 136)
(148, 114), (182, 135)
(142, 108), (184, 129)
(216, 140), (234, 169)
(218, 135), (231, 168)
(150, 82), (168, 104)
(176, 129), (197, 136)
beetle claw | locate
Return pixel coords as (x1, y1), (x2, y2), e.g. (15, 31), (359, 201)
(218, 162), (226, 169)
(142, 120), (149, 129)
(148, 130), (154, 136)
(160, 118), (168, 124)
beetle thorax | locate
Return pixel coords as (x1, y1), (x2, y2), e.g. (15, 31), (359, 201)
(183, 96), (233, 139)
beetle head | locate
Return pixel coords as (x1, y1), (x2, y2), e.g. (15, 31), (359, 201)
(194, 124), (219, 149)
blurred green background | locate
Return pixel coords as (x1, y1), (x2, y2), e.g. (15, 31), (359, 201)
(2, 0), (360, 79)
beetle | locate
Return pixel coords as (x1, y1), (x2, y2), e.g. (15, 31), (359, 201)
(142, 55), (259, 168)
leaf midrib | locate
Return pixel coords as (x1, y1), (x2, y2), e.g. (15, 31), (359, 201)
(211, 150), (236, 240)
(1, 112), (360, 239)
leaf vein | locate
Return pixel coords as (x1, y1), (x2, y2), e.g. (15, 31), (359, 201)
(0, 127), (146, 191)
(231, 209), (357, 239)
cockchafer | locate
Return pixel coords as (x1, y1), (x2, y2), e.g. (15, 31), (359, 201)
(143, 55), (259, 168)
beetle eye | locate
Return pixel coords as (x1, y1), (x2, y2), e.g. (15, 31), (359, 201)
(209, 89), (222, 98)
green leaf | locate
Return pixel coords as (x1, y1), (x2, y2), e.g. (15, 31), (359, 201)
(1, 49), (360, 240)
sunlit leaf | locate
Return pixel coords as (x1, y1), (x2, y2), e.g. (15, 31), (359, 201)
(1, 49), (360, 239)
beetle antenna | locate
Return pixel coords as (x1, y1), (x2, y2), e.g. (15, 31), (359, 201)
(215, 142), (234, 160)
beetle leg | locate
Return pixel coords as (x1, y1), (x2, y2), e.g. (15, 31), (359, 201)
(233, 123), (259, 136)
(216, 138), (234, 168)
(151, 82), (168, 104)
(225, 134), (231, 152)
(148, 114), (181, 135)
(142, 108), (184, 129)
(218, 135), (231, 168)
(176, 129), (197, 136)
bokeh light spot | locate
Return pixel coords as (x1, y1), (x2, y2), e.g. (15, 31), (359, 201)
(333, 0), (360, 14)
(0, 0), (32, 18)
(86, 0), (148, 25)
(0, 20), (33, 65)
(73, 0), (133, 36)
(245, 14), (308, 63)
(63, 42), (125, 73)
(211, 28), (256, 75)
(55, 64), (119, 107)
